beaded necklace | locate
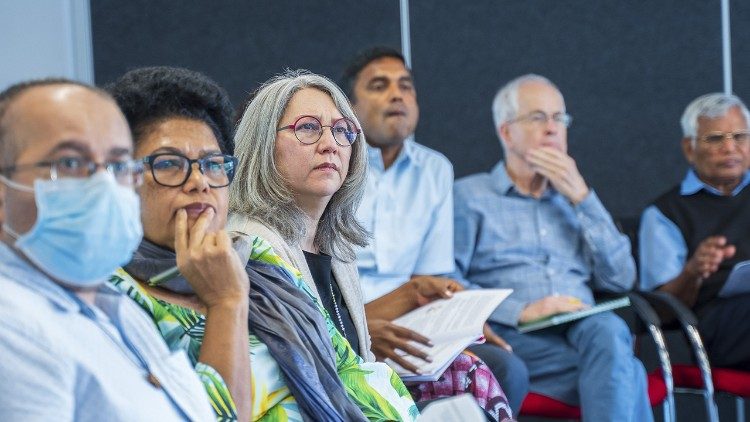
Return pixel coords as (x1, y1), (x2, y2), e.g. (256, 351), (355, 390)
(328, 280), (347, 337)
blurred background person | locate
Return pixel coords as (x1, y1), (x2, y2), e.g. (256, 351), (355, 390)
(342, 46), (529, 412)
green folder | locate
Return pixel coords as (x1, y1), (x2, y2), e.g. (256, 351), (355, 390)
(517, 296), (631, 333)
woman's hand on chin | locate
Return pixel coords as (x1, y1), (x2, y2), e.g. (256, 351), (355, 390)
(174, 208), (250, 309)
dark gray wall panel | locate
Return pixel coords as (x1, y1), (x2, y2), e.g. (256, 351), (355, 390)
(92, 1), (750, 217)
(92, 0), (400, 104)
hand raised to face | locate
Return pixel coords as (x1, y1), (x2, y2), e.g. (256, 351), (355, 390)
(174, 208), (249, 310)
(526, 147), (589, 205)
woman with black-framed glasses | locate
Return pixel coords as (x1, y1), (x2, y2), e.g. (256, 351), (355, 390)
(108, 66), (418, 422)
(107, 66), (253, 422)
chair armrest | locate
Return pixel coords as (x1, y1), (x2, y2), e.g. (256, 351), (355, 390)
(637, 291), (715, 404)
(626, 292), (674, 411)
(626, 292), (661, 327)
(639, 290), (698, 326)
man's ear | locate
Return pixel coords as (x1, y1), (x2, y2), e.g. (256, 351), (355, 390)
(681, 137), (695, 165)
(498, 123), (512, 150)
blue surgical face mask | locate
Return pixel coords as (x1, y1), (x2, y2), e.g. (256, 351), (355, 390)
(0, 172), (143, 287)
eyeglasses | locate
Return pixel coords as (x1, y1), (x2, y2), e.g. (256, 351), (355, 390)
(141, 153), (238, 188)
(697, 131), (750, 148)
(508, 111), (573, 128)
(277, 115), (360, 147)
(0, 156), (144, 187)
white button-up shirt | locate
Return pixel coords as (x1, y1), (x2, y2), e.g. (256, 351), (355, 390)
(0, 243), (214, 421)
(356, 140), (455, 302)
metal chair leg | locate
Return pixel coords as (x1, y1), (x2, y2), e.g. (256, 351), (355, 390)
(686, 326), (719, 422)
(737, 396), (745, 422)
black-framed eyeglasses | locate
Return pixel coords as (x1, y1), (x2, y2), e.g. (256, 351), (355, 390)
(697, 131), (750, 148)
(141, 153), (238, 188)
(0, 156), (144, 187)
(508, 111), (573, 128)
(277, 115), (361, 147)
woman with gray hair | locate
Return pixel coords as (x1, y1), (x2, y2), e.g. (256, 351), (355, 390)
(229, 70), (513, 421)
(229, 69), (371, 352)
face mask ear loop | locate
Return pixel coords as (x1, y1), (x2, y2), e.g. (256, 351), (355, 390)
(0, 174), (34, 193)
(2, 224), (20, 241)
(0, 174), (32, 240)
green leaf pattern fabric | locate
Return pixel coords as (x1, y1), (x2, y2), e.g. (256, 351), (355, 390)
(110, 234), (417, 421)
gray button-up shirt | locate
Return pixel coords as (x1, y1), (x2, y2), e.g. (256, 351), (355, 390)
(453, 161), (635, 327)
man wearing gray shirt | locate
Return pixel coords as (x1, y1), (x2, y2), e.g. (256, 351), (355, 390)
(454, 74), (651, 421)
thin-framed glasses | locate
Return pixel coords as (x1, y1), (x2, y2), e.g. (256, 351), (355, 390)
(277, 115), (361, 147)
(141, 153), (238, 188)
(697, 131), (750, 148)
(508, 111), (573, 128)
(0, 156), (144, 187)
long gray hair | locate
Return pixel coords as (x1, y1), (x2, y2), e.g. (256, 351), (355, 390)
(229, 70), (368, 261)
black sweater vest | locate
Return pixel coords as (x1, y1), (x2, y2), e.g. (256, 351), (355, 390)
(654, 184), (750, 309)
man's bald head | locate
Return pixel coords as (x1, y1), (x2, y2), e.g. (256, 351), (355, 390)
(0, 79), (116, 170)
(0, 79), (133, 242)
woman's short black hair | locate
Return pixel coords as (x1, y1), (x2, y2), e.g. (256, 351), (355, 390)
(107, 66), (235, 155)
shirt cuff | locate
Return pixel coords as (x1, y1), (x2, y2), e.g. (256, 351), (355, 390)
(573, 190), (609, 223)
(195, 362), (239, 421)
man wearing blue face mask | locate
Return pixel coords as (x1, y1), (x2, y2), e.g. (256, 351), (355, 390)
(0, 79), (215, 421)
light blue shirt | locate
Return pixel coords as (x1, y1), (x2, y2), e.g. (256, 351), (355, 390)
(0, 243), (214, 421)
(639, 169), (750, 290)
(453, 162), (636, 327)
(356, 140), (455, 302)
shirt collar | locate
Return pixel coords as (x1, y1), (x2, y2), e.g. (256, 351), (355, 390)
(366, 137), (418, 172)
(492, 161), (516, 195)
(680, 168), (750, 196)
(491, 161), (557, 199)
(0, 242), (120, 314)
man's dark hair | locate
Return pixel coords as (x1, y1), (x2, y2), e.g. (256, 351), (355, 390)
(107, 66), (235, 155)
(340, 46), (407, 102)
(0, 78), (109, 170)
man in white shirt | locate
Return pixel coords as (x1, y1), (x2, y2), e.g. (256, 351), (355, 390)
(343, 47), (529, 411)
(0, 79), (214, 420)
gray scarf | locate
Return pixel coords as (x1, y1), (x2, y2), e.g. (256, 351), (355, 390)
(124, 237), (367, 422)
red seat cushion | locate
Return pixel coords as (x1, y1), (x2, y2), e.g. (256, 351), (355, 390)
(519, 393), (581, 418)
(669, 364), (750, 397)
(647, 371), (668, 406)
(519, 374), (667, 419)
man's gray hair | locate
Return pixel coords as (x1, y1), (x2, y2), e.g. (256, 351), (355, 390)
(491, 74), (559, 132)
(229, 69), (368, 261)
(680, 93), (750, 140)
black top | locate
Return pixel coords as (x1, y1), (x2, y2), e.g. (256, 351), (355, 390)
(303, 251), (360, 355)
(654, 183), (750, 311)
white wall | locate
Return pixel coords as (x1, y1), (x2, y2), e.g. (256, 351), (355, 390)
(0, 0), (93, 90)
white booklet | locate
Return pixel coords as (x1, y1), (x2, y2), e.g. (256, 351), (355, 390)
(386, 289), (512, 382)
(718, 260), (750, 298)
(418, 394), (486, 422)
